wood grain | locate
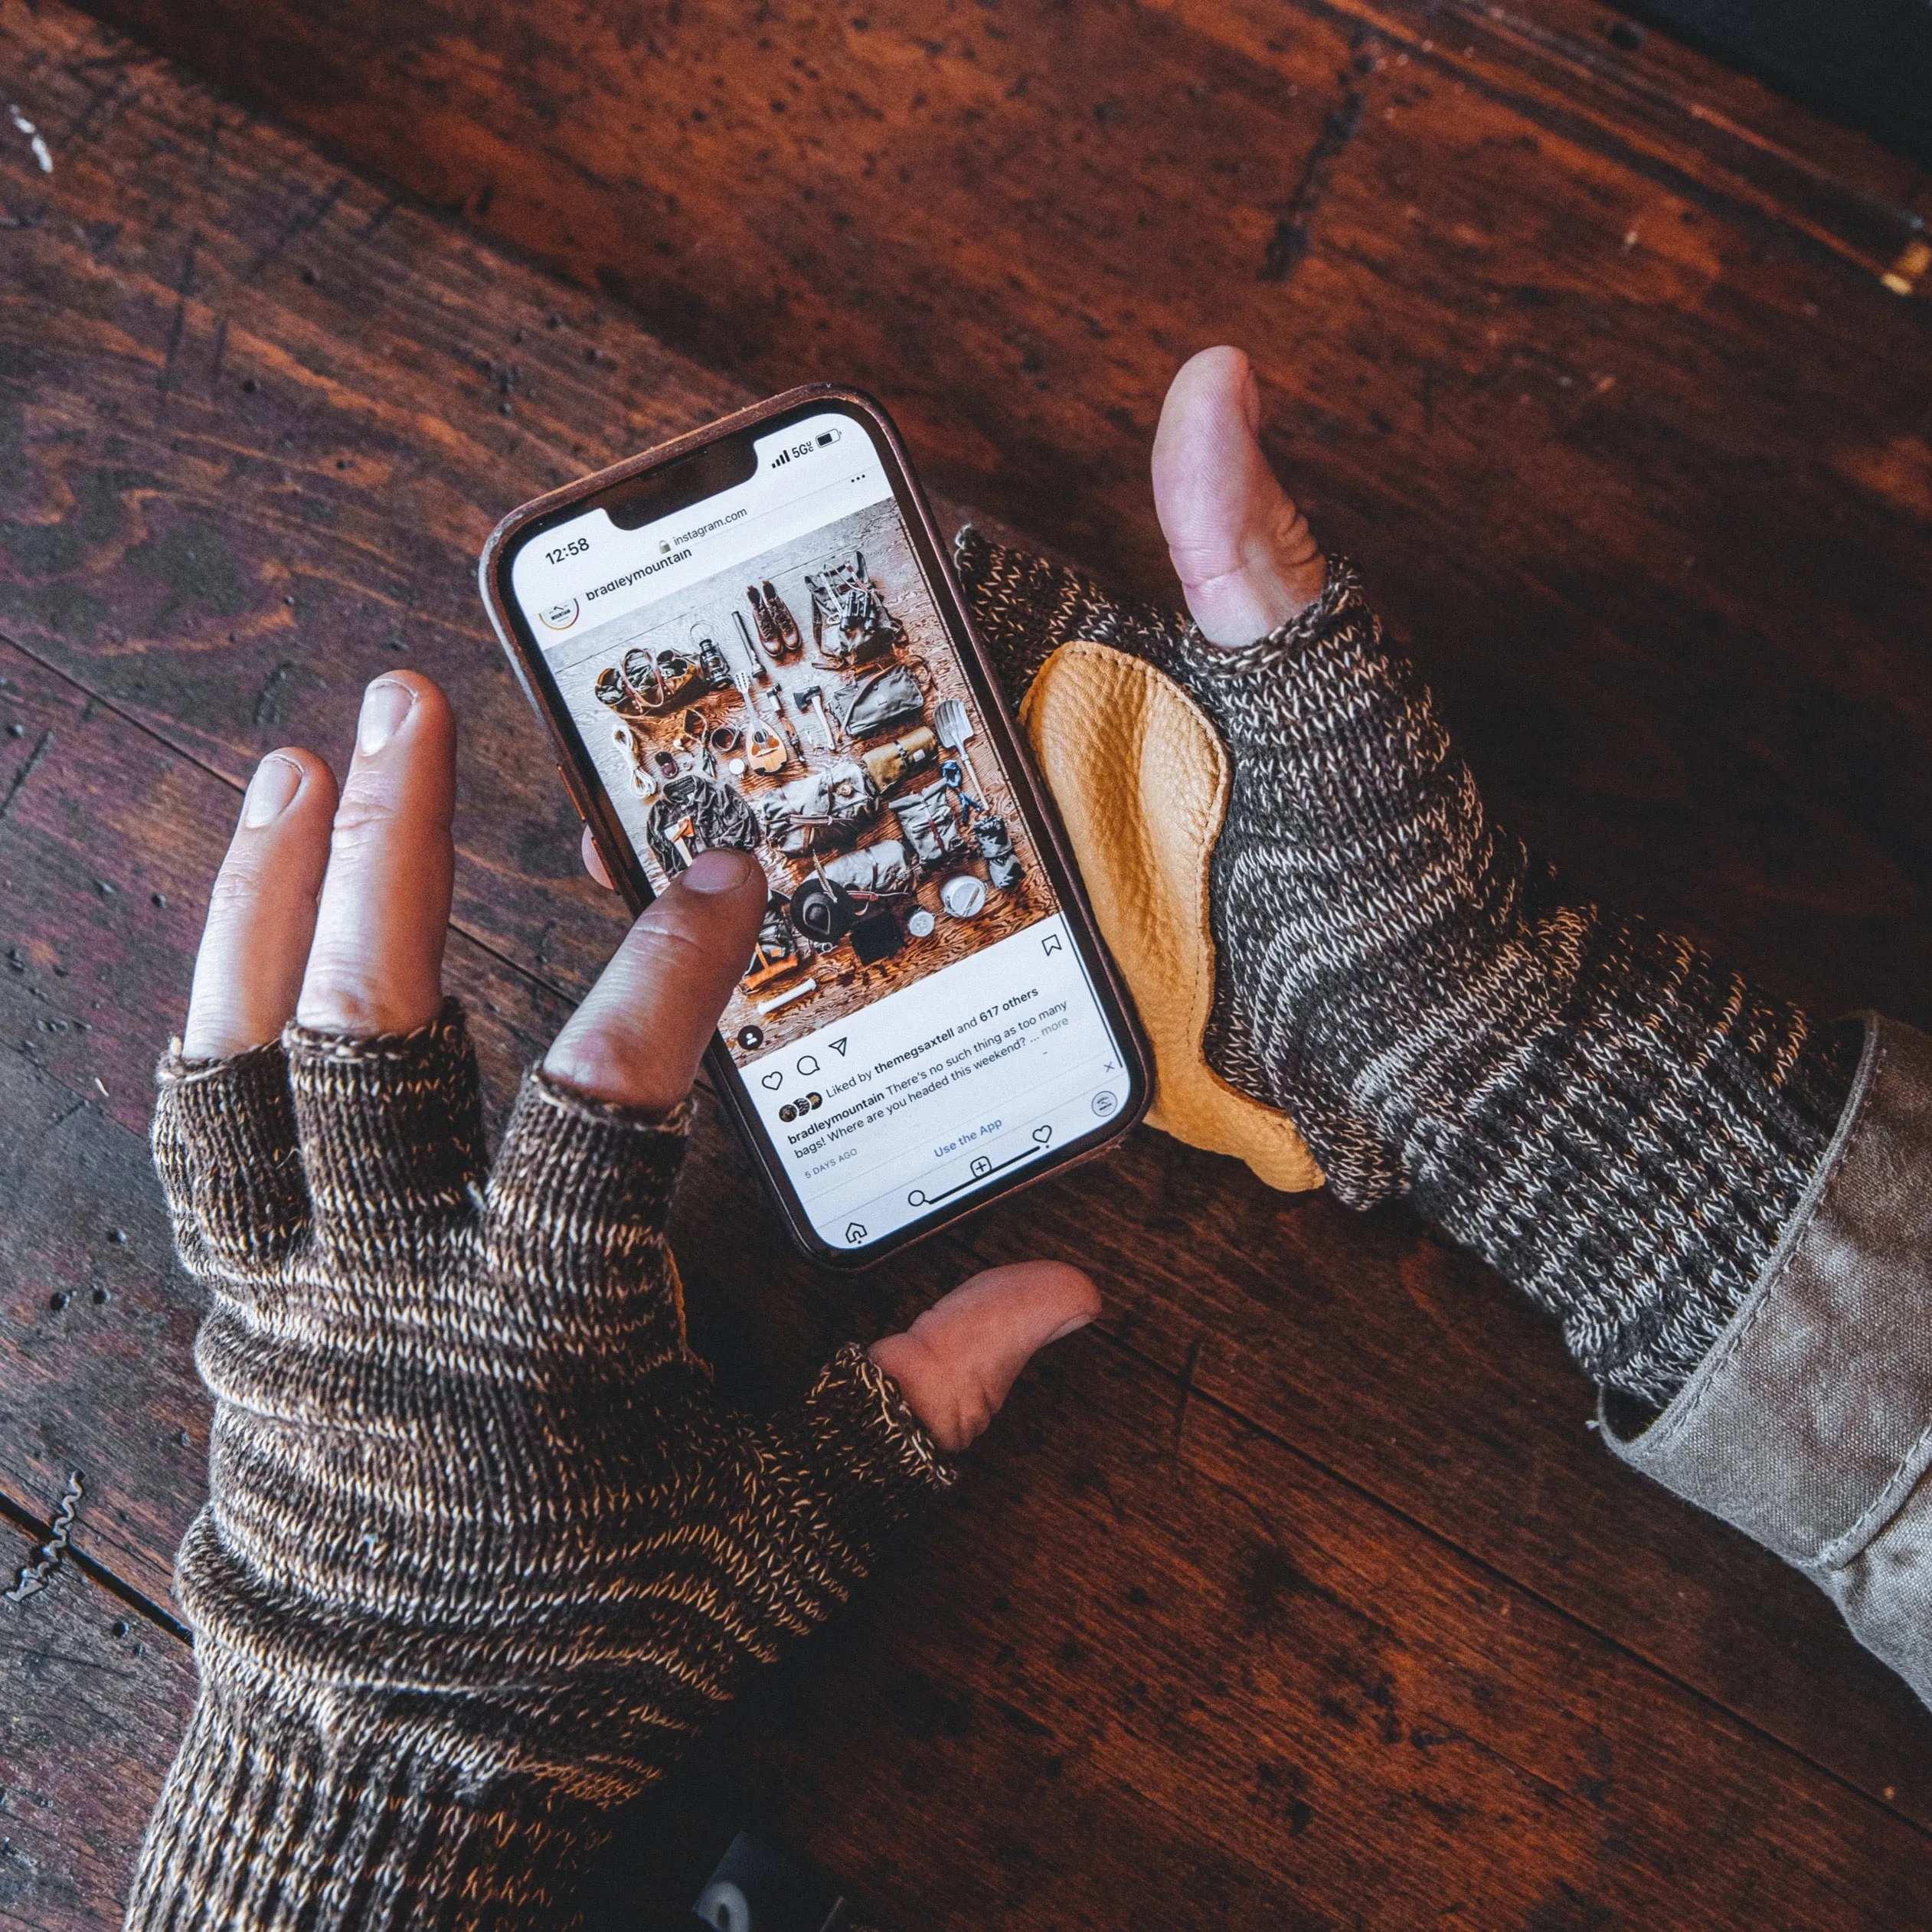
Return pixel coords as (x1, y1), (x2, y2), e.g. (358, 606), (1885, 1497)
(5, 0), (1932, 1924)
(47, 0), (1932, 1041)
(0, 1515), (193, 1930)
(689, 1345), (1932, 1930)
(568, 1337), (1932, 1929)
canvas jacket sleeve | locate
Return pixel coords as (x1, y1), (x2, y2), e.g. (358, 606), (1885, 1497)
(1604, 1015), (1932, 1707)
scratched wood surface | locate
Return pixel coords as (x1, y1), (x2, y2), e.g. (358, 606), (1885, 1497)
(0, 1515), (195, 1932)
(3, 0), (1932, 1924)
(58, 0), (1932, 1025)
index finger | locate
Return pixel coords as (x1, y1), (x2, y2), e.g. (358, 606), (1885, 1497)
(295, 672), (456, 1037)
(542, 846), (767, 1111)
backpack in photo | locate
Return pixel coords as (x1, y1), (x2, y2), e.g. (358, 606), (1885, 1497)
(755, 759), (881, 857)
(830, 662), (925, 740)
(806, 551), (903, 668)
(891, 780), (969, 869)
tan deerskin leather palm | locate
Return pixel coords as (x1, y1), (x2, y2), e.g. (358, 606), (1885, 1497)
(1020, 639), (1322, 1193)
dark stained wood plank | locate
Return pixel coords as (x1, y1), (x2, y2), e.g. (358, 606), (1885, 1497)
(1589, 0), (1932, 175)
(0, 1517), (194, 1930)
(46, 0), (1932, 1030)
(948, 1135), (1932, 1811)
(508, 1346), (1932, 1929)
(3, 2), (1932, 1917)
(0, 9), (720, 1008)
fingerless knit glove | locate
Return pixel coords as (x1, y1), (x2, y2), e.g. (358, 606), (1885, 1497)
(957, 530), (1858, 1404)
(131, 1002), (949, 1932)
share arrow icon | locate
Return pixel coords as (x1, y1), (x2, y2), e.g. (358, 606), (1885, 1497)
(829, 1038), (849, 1057)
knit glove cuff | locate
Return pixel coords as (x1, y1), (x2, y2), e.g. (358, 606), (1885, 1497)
(125, 1692), (594, 1932)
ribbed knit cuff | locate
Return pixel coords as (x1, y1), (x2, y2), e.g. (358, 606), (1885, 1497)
(125, 1692), (601, 1932)
(1414, 982), (1863, 1401)
(803, 1342), (959, 1545)
(154, 1036), (308, 1270)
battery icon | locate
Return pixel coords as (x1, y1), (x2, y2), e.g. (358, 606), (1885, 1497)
(816, 428), (840, 446)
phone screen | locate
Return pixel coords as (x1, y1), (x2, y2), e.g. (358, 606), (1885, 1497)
(502, 402), (1138, 1253)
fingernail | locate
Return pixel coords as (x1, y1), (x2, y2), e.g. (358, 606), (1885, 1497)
(1046, 1310), (1097, 1344)
(241, 754), (302, 828)
(357, 679), (416, 758)
(682, 847), (760, 894)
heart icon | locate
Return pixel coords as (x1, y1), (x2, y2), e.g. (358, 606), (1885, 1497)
(761, 1071), (783, 1090)
(1031, 1124), (1053, 1144)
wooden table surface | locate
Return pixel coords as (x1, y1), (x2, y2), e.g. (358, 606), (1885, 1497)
(2, 0), (1930, 1924)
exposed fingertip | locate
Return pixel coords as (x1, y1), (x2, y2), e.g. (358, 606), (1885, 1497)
(355, 669), (453, 759)
(241, 752), (305, 827)
(237, 747), (335, 830)
(1046, 1286), (1102, 1345)
(188, 752), (338, 1061)
(581, 824), (615, 891)
(1048, 1298), (1100, 1343)
(680, 845), (762, 894)
(357, 678), (416, 757)
(542, 844), (767, 1109)
(294, 671), (455, 1039)
(361, 666), (446, 704)
(270, 744), (337, 778)
(868, 1260), (1104, 1454)
(1154, 342), (1326, 642)
(1018, 1259), (1101, 1321)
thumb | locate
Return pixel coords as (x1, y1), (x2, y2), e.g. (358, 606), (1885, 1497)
(1151, 345), (1328, 646)
(871, 1261), (1100, 1455)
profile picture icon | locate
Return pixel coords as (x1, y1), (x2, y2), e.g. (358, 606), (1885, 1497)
(538, 597), (580, 631)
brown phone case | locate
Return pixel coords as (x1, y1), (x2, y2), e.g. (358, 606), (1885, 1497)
(478, 383), (1152, 1268)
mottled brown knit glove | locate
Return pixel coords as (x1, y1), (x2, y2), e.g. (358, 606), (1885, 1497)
(956, 528), (1856, 1405)
(129, 1001), (950, 1932)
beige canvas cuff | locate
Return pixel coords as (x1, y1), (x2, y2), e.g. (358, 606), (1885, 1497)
(1603, 1015), (1932, 1702)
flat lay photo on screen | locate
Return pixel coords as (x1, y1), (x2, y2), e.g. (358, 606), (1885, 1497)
(544, 489), (1058, 1068)
(2, 1), (1931, 1927)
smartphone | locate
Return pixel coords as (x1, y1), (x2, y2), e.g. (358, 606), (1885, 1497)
(479, 384), (1151, 1266)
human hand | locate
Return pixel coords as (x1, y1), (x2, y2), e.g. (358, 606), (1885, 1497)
(954, 345), (1506, 1210)
(956, 351), (1850, 1410)
(950, 342), (1453, 1196)
(134, 672), (1096, 1932)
